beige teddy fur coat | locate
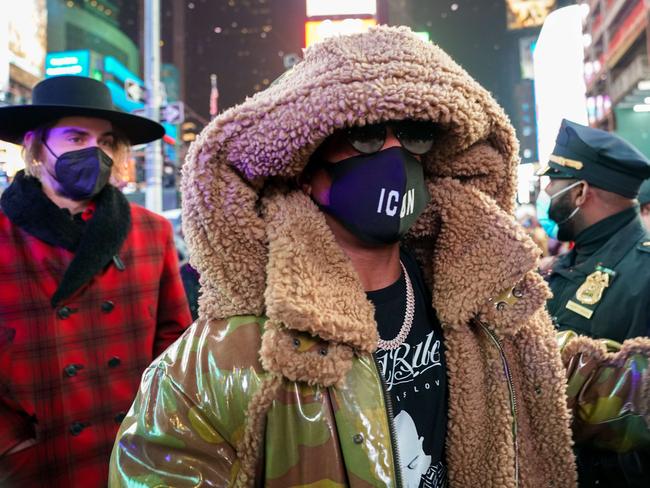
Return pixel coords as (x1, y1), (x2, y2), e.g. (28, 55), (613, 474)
(111, 26), (577, 488)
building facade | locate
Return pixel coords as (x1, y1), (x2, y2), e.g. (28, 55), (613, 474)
(583, 0), (650, 156)
(0, 0), (48, 184)
(47, 0), (139, 74)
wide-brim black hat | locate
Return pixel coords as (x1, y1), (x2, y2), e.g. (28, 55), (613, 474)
(0, 75), (164, 145)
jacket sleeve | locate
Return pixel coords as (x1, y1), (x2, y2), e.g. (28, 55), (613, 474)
(557, 330), (650, 453)
(108, 364), (239, 487)
(0, 327), (36, 457)
(153, 223), (193, 356)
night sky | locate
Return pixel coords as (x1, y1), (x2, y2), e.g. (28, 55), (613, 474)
(388, 1), (522, 120)
(117, 1), (563, 124)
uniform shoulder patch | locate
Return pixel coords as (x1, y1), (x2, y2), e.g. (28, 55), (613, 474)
(636, 239), (650, 253)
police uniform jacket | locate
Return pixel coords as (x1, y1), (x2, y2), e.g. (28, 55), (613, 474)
(541, 119), (650, 487)
(548, 206), (650, 341)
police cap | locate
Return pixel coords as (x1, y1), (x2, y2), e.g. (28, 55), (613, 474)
(537, 119), (650, 198)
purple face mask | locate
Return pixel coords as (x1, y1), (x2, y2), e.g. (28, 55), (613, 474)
(44, 143), (113, 200)
(317, 146), (430, 245)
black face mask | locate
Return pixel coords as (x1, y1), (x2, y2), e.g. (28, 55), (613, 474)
(317, 146), (430, 245)
(548, 181), (582, 241)
(44, 144), (113, 201)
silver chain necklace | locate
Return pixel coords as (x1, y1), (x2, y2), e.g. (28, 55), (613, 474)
(377, 261), (415, 350)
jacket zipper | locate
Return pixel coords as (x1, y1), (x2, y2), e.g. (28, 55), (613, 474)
(372, 353), (403, 488)
(479, 322), (519, 488)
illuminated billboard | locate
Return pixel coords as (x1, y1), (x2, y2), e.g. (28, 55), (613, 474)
(305, 18), (377, 47)
(7, 0), (47, 78)
(533, 6), (587, 236)
(533, 5), (587, 167)
(45, 50), (91, 78)
(518, 36), (536, 80)
(0, 16), (9, 93)
(507, 0), (556, 30)
(104, 56), (145, 113)
(306, 0), (376, 17)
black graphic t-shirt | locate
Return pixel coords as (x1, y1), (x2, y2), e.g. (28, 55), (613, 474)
(367, 249), (448, 488)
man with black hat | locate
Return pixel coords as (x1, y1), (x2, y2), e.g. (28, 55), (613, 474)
(540, 119), (650, 487)
(0, 76), (192, 487)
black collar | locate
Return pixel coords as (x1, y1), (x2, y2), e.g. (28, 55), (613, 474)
(554, 212), (646, 282)
(1, 171), (131, 306)
(573, 206), (638, 263)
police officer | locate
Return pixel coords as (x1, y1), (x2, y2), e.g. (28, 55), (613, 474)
(539, 119), (650, 487)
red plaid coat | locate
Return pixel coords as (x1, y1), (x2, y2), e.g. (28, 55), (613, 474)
(0, 204), (192, 487)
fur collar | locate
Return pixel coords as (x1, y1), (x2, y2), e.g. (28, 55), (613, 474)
(1, 171), (131, 306)
(426, 177), (547, 334)
(263, 190), (377, 353)
(261, 180), (545, 352)
(181, 27), (545, 342)
(1, 171), (84, 251)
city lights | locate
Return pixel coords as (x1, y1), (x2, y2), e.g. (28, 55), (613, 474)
(534, 6), (588, 167)
(45, 50), (91, 78)
(305, 0), (376, 17)
(45, 65), (84, 76)
(305, 18), (376, 47)
(506, 0), (556, 30)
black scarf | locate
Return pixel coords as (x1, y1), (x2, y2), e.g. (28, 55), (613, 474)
(1, 171), (131, 306)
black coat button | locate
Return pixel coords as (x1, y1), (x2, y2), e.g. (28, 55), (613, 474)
(107, 356), (121, 368)
(114, 412), (127, 423)
(57, 306), (72, 319)
(101, 301), (115, 313)
(63, 364), (83, 377)
(69, 421), (87, 436)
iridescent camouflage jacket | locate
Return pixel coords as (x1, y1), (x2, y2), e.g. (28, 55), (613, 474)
(557, 331), (650, 453)
(109, 27), (579, 487)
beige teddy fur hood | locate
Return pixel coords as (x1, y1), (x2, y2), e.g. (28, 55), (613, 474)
(181, 25), (576, 487)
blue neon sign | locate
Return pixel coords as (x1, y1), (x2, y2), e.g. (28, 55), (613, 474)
(45, 50), (90, 78)
(104, 56), (144, 85)
(103, 56), (146, 112)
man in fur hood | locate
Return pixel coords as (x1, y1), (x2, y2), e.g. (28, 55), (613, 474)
(110, 26), (576, 487)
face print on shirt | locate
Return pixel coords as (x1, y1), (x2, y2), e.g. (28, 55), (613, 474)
(395, 410), (432, 487)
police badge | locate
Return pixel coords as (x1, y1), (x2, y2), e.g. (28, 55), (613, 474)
(575, 270), (610, 305)
(566, 265), (617, 319)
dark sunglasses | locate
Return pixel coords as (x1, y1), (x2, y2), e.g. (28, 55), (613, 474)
(344, 120), (440, 155)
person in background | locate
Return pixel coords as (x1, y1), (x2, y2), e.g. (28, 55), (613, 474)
(639, 178), (650, 230)
(180, 261), (200, 322)
(110, 26), (576, 487)
(516, 204), (550, 256)
(175, 223), (200, 322)
(539, 119), (650, 488)
(0, 76), (192, 487)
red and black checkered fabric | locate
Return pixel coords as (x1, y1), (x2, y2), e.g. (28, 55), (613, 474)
(0, 204), (192, 487)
